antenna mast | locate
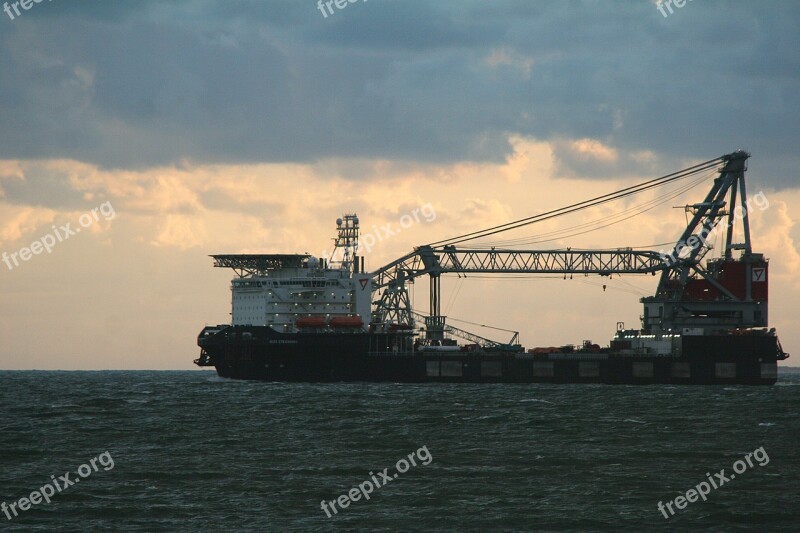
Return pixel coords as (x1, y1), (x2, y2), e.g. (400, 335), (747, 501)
(331, 213), (359, 271)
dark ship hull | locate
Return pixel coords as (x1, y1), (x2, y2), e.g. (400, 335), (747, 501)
(196, 325), (782, 385)
(196, 154), (790, 385)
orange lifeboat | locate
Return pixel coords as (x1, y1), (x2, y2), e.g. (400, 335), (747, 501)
(328, 316), (364, 328)
(296, 316), (327, 328)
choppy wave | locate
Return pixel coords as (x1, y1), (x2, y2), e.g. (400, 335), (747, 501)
(0, 370), (797, 532)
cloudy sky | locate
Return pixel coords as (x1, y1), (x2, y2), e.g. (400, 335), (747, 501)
(1, 0), (798, 369)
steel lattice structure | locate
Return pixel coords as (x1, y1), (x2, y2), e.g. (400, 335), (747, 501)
(372, 151), (761, 333)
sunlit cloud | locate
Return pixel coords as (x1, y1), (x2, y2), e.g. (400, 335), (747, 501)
(0, 1), (798, 369)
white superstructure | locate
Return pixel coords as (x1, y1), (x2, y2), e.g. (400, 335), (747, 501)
(230, 260), (372, 330)
(214, 214), (372, 331)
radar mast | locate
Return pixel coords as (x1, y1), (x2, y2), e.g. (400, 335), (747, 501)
(330, 213), (359, 272)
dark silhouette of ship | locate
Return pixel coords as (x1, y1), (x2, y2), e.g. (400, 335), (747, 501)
(195, 151), (788, 384)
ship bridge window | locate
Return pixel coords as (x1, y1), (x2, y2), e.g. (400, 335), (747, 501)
(233, 281), (263, 288)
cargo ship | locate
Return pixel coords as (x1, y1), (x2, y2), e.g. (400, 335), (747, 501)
(195, 151), (789, 384)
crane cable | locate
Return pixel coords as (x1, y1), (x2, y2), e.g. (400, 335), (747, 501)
(463, 170), (713, 248)
(425, 156), (725, 247)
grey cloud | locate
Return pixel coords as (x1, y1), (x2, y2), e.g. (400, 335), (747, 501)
(0, 168), (87, 209)
(197, 188), (285, 218)
(0, 0), (797, 187)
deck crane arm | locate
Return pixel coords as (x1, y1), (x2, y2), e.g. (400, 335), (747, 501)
(371, 246), (670, 328)
(373, 247), (667, 289)
(371, 151), (761, 338)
